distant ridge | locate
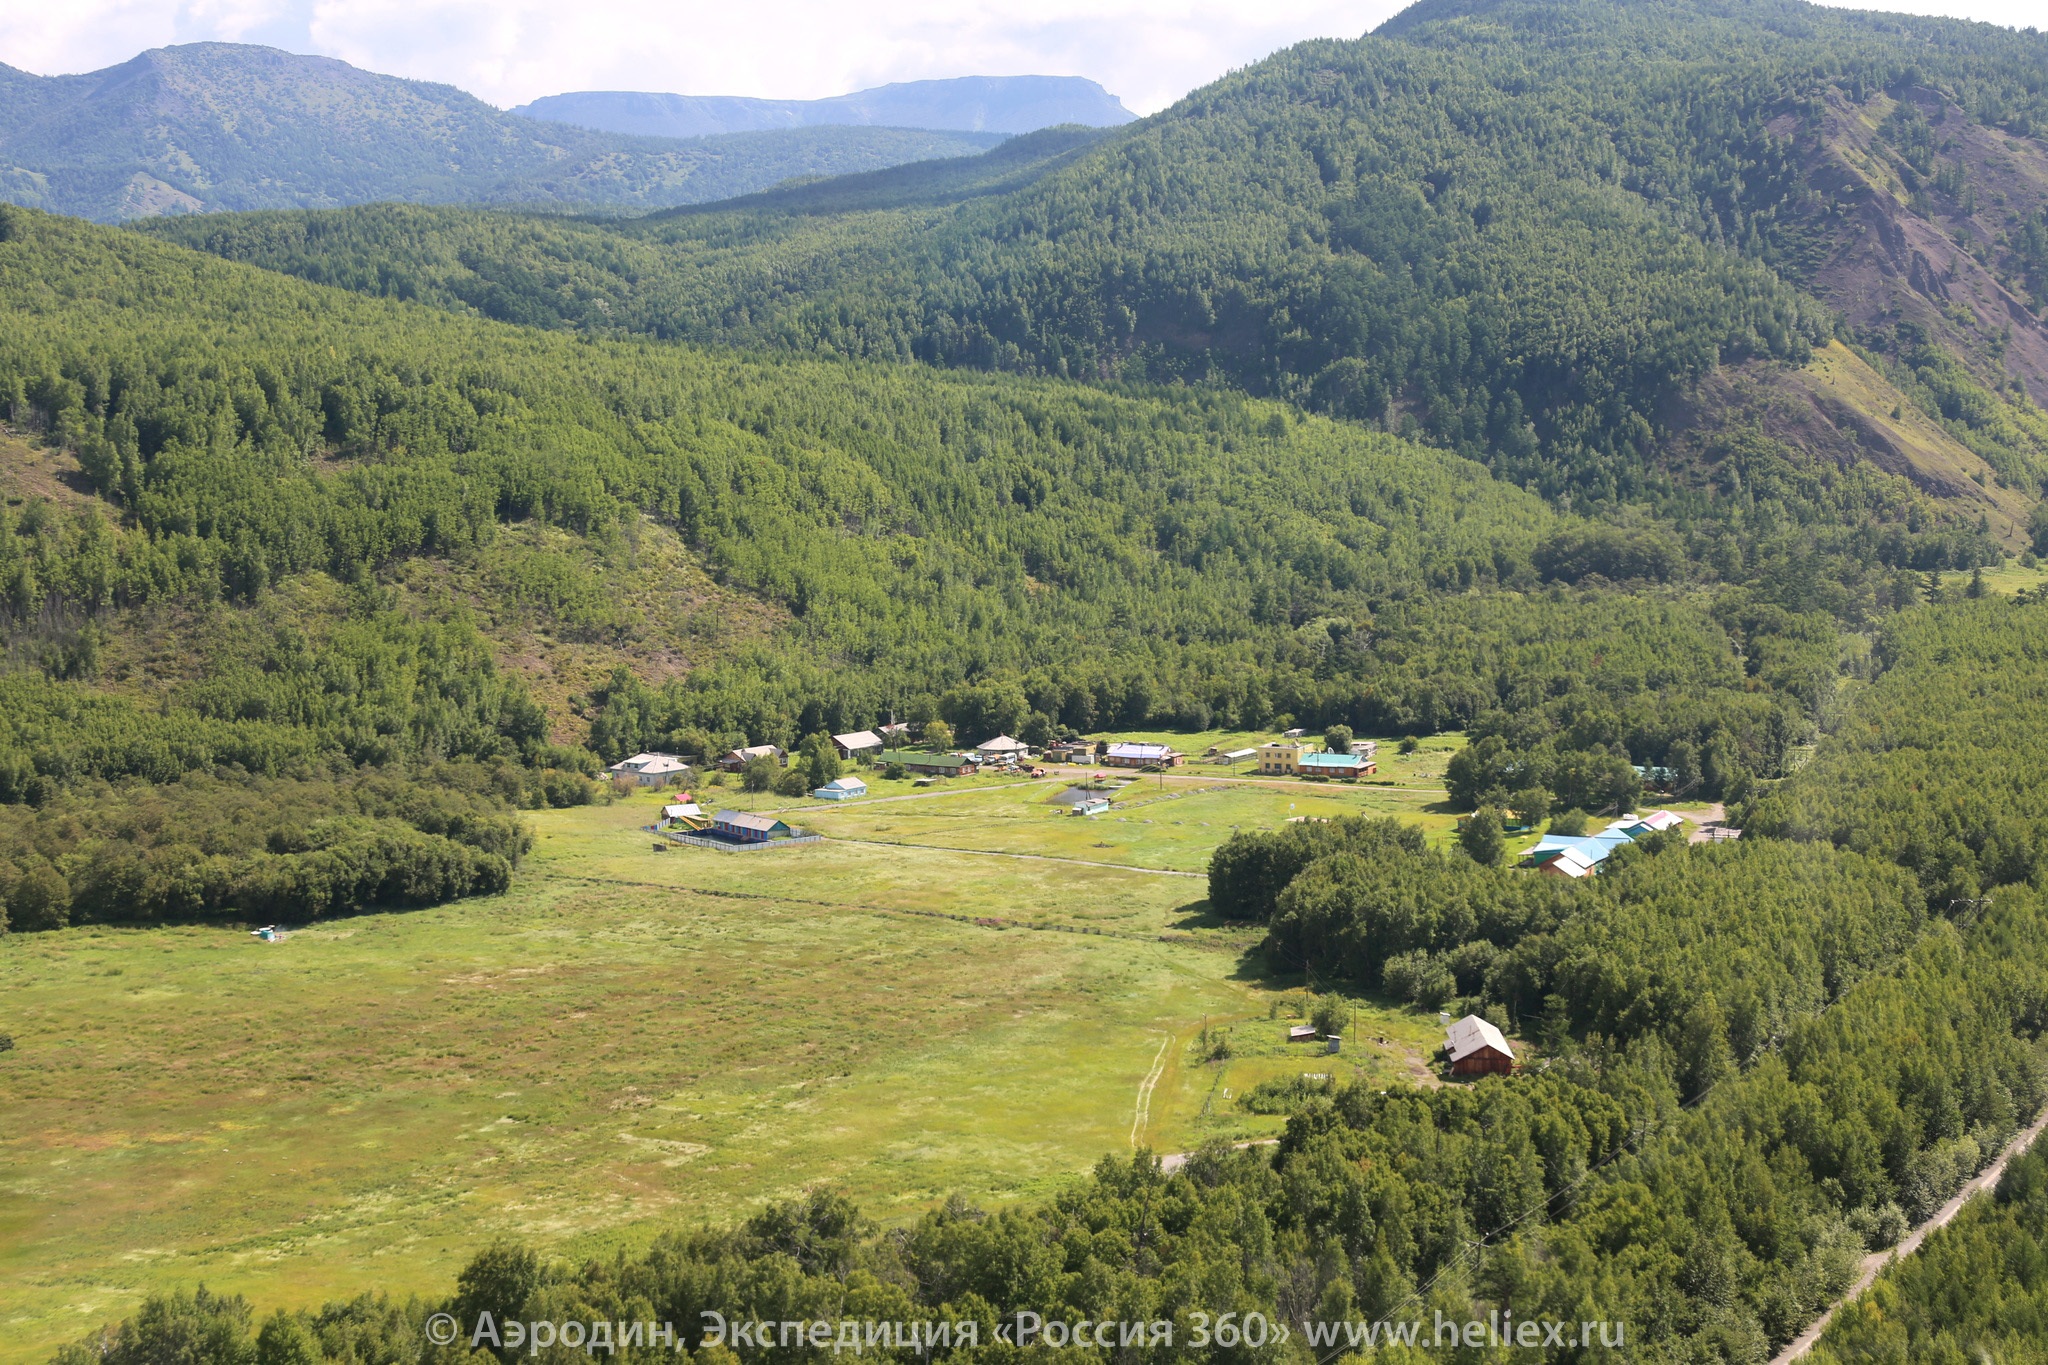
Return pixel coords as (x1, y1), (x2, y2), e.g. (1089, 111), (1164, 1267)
(513, 75), (1136, 139)
(0, 43), (1007, 222)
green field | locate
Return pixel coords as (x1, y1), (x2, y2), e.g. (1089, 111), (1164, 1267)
(0, 782), (1462, 1364)
(1971, 560), (2048, 597)
(787, 770), (1462, 870)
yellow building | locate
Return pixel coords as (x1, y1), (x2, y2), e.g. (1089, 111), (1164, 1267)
(1257, 741), (1304, 775)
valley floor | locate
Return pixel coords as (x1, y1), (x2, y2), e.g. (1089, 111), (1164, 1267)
(0, 775), (1461, 1365)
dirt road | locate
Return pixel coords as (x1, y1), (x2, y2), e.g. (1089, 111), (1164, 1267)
(1770, 1103), (2048, 1362)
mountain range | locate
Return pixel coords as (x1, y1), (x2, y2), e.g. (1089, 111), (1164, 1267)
(149, 0), (2048, 549)
(0, 44), (1011, 222)
(12, 4), (2048, 1354)
(512, 75), (1136, 139)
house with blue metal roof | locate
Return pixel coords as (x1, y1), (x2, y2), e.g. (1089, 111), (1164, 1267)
(1298, 751), (1366, 780)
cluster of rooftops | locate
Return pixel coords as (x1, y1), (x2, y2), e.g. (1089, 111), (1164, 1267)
(1522, 809), (1689, 878)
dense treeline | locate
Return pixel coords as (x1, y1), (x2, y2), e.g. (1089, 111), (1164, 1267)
(1746, 596), (2048, 903)
(584, 585), (1830, 788)
(141, 0), (2048, 526)
(1221, 808), (1928, 1110)
(0, 579), (584, 931)
(1810, 1143), (2048, 1364)
(0, 766), (529, 932)
(52, 599), (2048, 1361)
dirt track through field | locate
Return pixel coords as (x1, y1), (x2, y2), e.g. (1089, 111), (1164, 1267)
(1770, 1103), (2048, 1362)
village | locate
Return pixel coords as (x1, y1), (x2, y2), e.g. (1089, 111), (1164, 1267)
(604, 725), (1388, 847)
(604, 721), (1731, 1082)
(606, 722), (1723, 874)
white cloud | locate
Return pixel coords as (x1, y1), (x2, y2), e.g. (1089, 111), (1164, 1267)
(0, 0), (2035, 115)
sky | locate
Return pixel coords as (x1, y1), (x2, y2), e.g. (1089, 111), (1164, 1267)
(0, 0), (2037, 116)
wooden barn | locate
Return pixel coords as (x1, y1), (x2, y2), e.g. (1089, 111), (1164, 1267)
(1445, 1015), (1516, 1077)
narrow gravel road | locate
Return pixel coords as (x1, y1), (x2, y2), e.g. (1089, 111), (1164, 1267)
(1770, 1103), (2048, 1362)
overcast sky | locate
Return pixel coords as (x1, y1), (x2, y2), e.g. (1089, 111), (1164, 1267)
(0, 0), (2037, 115)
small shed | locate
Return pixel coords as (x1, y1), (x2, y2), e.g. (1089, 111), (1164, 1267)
(1068, 796), (1111, 817)
(662, 802), (708, 829)
(1445, 1015), (1515, 1076)
(813, 776), (868, 801)
(1288, 1025), (1320, 1044)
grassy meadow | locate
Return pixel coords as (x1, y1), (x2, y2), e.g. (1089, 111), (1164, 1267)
(0, 776), (1469, 1364)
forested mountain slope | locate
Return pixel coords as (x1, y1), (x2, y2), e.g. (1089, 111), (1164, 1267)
(0, 204), (1885, 862)
(0, 44), (1005, 222)
(148, 0), (2048, 532)
(0, 204), (1556, 771)
(512, 75), (1135, 139)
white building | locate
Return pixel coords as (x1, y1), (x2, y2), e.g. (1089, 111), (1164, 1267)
(813, 775), (868, 801)
(609, 752), (691, 786)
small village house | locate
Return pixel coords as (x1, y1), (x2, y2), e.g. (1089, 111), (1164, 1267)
(1103, 741), (1184, 769)
(1532, 846), (1598, 879)
(813, 775), (868, 801)
(831, 731), (885, 760)
(711, 810), (793, 843)
(609, 752), (692, 786)
(877, 749), (980, 777)
(1298, 751), (1367, 780)
(1044, 739), (1095, 763)
(717, 744), (785, 772)
(975, 734), (1033, 765)
(1445, 1015), (1515, 1076)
